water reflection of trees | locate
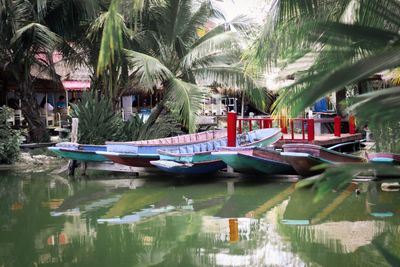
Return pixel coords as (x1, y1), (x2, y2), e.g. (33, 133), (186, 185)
(2, 173), (400, 267)
(277, 182), (400, 266)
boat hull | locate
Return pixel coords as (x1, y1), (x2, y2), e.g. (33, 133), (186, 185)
(281, 143), (365, 177)
(245, 154), (297, 175)
(97, 152), (159, 167)
(280, 152), (327, 176)
(48, 146), (108, 162)
(154, 128), (283, 174)
(367, 153), (400, 165)
(211, 152), (255, 173)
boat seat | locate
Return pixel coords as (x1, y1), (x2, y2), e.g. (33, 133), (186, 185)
(193, 144), (201, 153)
(200, 143), (208, 152)
(179, 146), (188, 154)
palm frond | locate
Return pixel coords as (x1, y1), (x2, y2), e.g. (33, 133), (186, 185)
(124, 49), (174, 89)
(11, 22), (62, 53)
(182, 31), (240, 69)
(289, 48), (400, 115)
(347, 87), (400, 123)
(96, 0), (131, 76)
(158, 0), (193, 47)
(192, 65), (268, 110)
(179, 1), (212, 47)
(164, 78), (204, 133)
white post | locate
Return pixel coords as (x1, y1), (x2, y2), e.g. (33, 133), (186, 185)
(65, 90), (69, 115)
(45, 93), (48, 127)
(241, 92), (245, 117)
(71, 118), (79, 143)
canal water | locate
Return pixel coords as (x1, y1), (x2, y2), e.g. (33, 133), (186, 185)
(0, 171), (399, 267)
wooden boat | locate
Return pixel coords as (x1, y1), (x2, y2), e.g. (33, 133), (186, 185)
(366, 152), (400, 165)
(281, 143), (365, 177)
(98, 129), (227, 167)
(150, 128), (282, 174)
(211, 147), (296, 174)
(48, 143), (108, 162)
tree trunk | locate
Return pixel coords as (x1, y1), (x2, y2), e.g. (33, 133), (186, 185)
(143, 98), (166, 130)
(16, 73), (50, 143)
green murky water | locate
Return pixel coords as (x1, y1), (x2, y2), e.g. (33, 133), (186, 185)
(0, 171), (399, 266)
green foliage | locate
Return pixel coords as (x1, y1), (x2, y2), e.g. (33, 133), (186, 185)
(70, 91), (122, 145)
(71, 91), (182, 144)
(116, 113), (183, 141)
(95, 0), (267, 132)
(253, 0), (400, 199)
(0, 106), (21, 164)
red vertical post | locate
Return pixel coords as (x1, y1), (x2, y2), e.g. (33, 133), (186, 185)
(238, 119), (242, 134)
(334, 116), (341, 137)
(259, 119), (262, 129)
(227, 112), (237, 147)
(263, 119), (269, 128)
(249, 119), (252, 132)
(349, 115), (356, 134)
(307, 119), (315, 142)
(290, 119), (294, 140)
(302, 119), (305, 140)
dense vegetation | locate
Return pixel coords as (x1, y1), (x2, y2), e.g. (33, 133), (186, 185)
(0, 0), (267, 143)
(0, 107), (21, 164)
(70, 91), (182, 144)
(251, 0), (400, 196)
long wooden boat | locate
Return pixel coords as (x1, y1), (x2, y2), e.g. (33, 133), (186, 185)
(150, 128), (282, 174)
(96, 129), (227, 167)
(366, 152), (400, 165)
(211, 147), (297, 174)
(281, 143), (365, 177)
(48, 144), (108, 162)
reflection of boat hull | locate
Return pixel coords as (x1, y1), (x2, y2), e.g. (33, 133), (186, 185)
(281, 144), (365, 177)
(49, 146), (108, 162)
(97, 152), (158, 167)
(151, 160), (226, 175)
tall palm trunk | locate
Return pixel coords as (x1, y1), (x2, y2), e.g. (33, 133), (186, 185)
(14, 71), (49, 142)
(143, 98), (166, 129)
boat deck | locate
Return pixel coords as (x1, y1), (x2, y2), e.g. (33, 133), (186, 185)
(276, 133), (363, 148)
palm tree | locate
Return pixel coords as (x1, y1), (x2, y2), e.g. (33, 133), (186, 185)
(251, 0), (400, 196)
(96, 0), (268, 132)
(252, 0), (400, 122)
(0, 0), (99, 142)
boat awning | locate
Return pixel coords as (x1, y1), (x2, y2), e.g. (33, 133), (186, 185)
(62, 80), (90, 91)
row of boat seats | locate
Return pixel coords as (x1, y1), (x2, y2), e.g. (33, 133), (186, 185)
(172, 138), (228, 154)
(132, 130), (226, 145)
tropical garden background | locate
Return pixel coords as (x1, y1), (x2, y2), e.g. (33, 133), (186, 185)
(0, 0), (399, 183)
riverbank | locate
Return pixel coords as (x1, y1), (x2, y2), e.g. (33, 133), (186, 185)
(0, 150), (64, 172)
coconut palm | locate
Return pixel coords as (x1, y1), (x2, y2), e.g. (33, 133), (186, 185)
(96, 0), (268, 132)
(250, 0), (400, 196)
(253, 0), (400, 122)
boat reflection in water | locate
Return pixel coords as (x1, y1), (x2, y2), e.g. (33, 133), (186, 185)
(0, 172), (399, 267)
